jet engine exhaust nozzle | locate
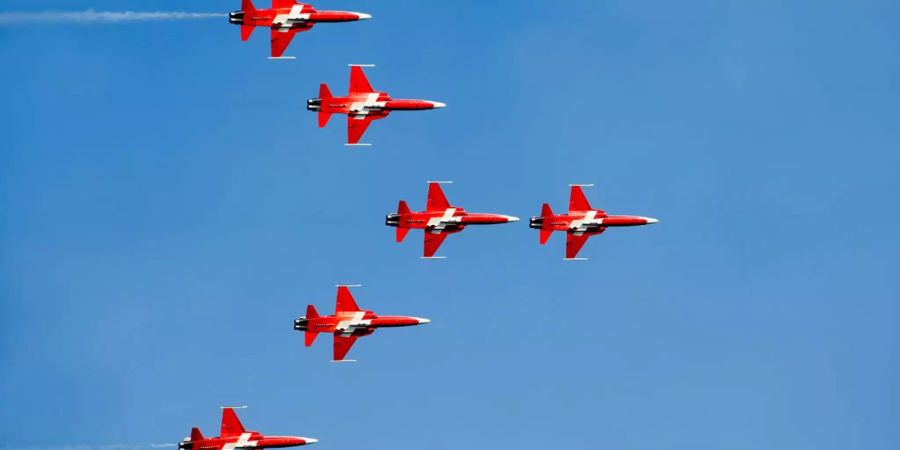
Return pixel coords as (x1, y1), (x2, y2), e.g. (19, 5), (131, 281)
(529, 216), (544, 229)
(307, 98), (322, 112)
(228, 11), (245, 24)
(385, 213), (400, 227)
(294, 317), (309, 331)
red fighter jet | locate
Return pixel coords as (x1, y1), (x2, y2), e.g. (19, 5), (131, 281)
(229, 0), (371, 59)
(530, 184), (659, 260)
(294, 285), (430, 362)
(307, 65), (446, 145)
(179, 407), (317, 450)
(386, 181), (519, 258)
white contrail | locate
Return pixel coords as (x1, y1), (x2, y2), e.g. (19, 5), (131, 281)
(0, 10), (225, 25)
(0, 445), (175, 450)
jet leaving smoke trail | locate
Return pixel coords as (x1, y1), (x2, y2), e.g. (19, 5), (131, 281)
(0, 10), (225, 25)
(0, 444), (175, 450)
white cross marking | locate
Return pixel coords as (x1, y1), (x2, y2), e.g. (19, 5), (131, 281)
(274, 5), (311, 30)
(223, 433), (257, 450)
(426, 208), (459, 231)
(349, 93), (385, 115)
(335, 312), (370, 333)
(570, 210), (603, 233)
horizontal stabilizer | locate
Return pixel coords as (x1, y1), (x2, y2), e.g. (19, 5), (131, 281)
(541, 203), (554, 218)
(540, 229), (553, 245)
(191, 428), (204, 442)
(396, 226), (411, 243)
(241, 25), (255, 41)
(318, 83), (333, 127)
(305, 331), (318, 347)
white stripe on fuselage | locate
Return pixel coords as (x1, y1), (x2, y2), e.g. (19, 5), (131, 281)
(223, 433), (258, 450)
(274, 5), (311, 31)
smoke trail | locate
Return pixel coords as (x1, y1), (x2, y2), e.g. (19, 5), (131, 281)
(0, 10), (225, 25)
(0, 444), (175, 450)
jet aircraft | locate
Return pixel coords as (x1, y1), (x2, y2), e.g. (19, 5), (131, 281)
(179, 407), (317, 450)
(307, 65), (446, 145)
(530, 184), (658, 260)
(294, 285), (430, 361)
(386, 182), (519, 258)
(229, 0), (371, 58)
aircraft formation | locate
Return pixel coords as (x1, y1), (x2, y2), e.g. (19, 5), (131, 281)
(177, 0), (661, 445)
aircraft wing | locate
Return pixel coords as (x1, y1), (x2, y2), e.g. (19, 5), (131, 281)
(333, 334), (359, 361)
(424, 231), (449, 258)
(349, 65), (375, 94)
(566, 233), (590, 259)
(272, 0), (299, 8)
(426, 182), (451, 211)
(335, 286), (361, 313)
(569, 185), (593, 212)
(347, 114), (387, 145)
(220, 407), (246, 438)
(270, 27), (311, 58)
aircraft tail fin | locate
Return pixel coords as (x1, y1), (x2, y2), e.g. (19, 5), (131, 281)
(539, 203), (554, 244)
(318, 84), (333, 127)
(242, 0), (257, 12)
(190, 428), (204, 442)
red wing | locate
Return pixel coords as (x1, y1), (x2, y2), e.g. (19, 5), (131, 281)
(335, 286), (361, 313)
(424, 231), (449, 258)
(270, 27), (312, 58)
(569, 185), (593, 212)
(333, 334), (359, 361)
(566, 233), (591, 259)
(220, 407), (246, 438)
(349, 66), (375, 94)
(272, 0), (298, 9)
(348, 114), (386, 144)
(426, 182), (451, 211)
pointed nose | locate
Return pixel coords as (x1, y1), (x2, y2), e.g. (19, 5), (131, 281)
(304, 438), (318, 445)
(356, 13), (372, 20)
(644, 217), (659, 224)
(505, 215), (520, 222)
(415, 317), (431, 324)
(430, 101), (446, 108)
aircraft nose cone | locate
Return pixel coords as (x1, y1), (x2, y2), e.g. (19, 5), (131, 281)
(505, 215), (520, 222)
(356, 13), (372, 20)
(645, 217), (659, 224)
(430, 101), (447, 108)
(304, 438), (319, 445)
(415, 317), (431, 324)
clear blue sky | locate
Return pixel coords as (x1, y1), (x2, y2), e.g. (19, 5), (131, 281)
(2, 1), (899, 449)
